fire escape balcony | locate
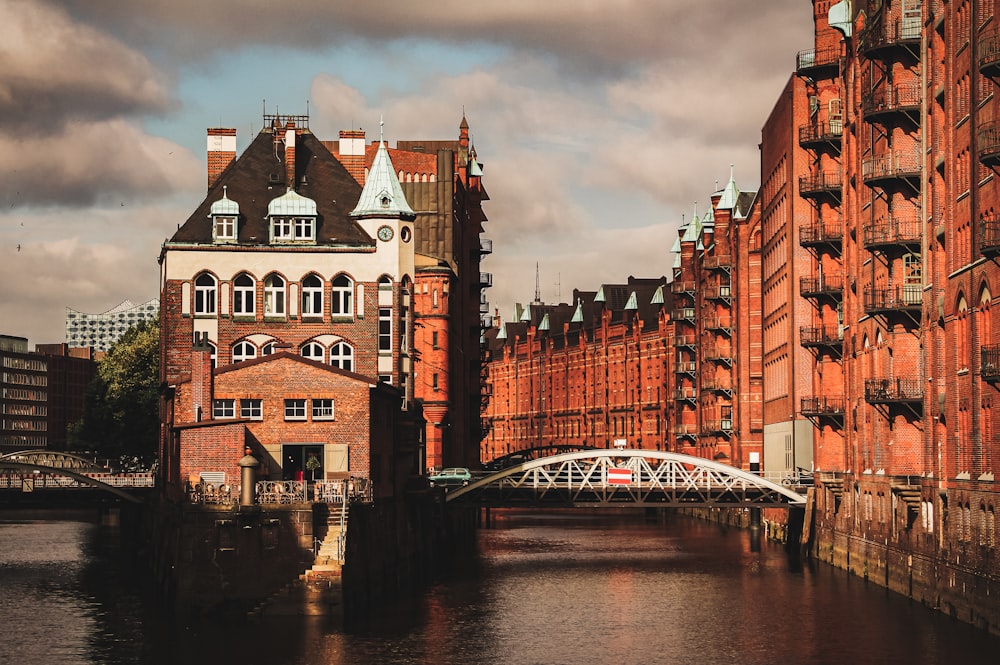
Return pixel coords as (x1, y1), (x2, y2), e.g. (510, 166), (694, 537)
(479, 291), (490, 314)
(862, 214), (922, 252)
(670, 280), (697, 296)
(704, 316), (732, 334)
(671, 307), (697, 323)
(701, 376), (732, 396)
(672, 423), (699, 440)
(863, 284), (922, 316)
(672, 387), (698, 403)
(858, 17), (921, 60)
(704, 283), (732, 303)
(800, 396), (846, 419)
(800, 220), (844, 249)
(979, 29), (1000, 77)
(799, 326), (844, 351)
(796, 46), (840, 78)
(799, 172), (842, 200)
(981, 218), (1000, 257)
(798, 119), (844, 151)
(703, 345), (732, 366)
(861, 83), (921, 124)
(479, 237), (493, 255)
(862, 152), (921, 189)
(864, 378), (923, 405)
(977, 120), (1000, 167)
(983, 344), (1000, 382)
(673, 361), (697, 376)
(800, 274), (844, 300)
(702, 418), (734, 436)
(675, 334), (697, 349)
(702, 255), (732, 271)
(479, 271), (493, 287)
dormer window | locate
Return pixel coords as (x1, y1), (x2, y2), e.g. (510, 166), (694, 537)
(267, 188), (318, 244)
(210, 186), (240, 244)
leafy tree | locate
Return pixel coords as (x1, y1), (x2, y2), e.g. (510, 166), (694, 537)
(69, 318), (160, 469)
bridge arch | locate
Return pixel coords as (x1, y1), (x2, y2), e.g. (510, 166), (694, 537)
(0, 460), (144, 504)
(450, 449), (806, 508)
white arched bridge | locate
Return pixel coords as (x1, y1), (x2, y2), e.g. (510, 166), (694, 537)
(449, 449), (807, 509)
(0, 450), (152, 504)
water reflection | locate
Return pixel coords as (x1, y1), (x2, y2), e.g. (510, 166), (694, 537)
(1, 512), (998, 665)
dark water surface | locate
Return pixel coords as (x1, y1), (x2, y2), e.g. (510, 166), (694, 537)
(1, 511), (997, 664)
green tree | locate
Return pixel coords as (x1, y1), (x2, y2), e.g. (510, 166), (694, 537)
(69, 318), (160, 469)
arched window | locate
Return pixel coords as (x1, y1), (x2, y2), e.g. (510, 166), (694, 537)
(194, 273), (217, 315)
(301, 342), (324, 362)
(261, 342), (277, 356)
(331, 274), (353, 316)
(957, 295), (969, 371)
(233, 273), (255, 316)
(330, 342), (354, 371)
(301, 274), (323, 317)
(232, 341), (256, 363)
(264, 274), (285, 316)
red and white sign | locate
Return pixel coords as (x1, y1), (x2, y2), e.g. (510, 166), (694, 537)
(607, 467), (633, 485)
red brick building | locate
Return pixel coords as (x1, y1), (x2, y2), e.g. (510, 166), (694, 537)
(158, 113), (485, 500)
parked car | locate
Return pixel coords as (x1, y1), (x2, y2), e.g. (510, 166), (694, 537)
(428, 467), (472, 488)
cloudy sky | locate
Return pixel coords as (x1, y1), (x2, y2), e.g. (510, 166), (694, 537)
(1, 0), (814, 347)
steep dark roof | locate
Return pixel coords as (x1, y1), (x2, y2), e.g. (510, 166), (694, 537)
(170, 129), (372, 246)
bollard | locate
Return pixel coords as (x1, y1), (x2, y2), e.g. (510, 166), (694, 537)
(239, 453), (260, 506)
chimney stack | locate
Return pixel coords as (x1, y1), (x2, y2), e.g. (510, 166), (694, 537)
(190, 332), (214, 422)
(339, 129), (366, 185)
(207, 128), (237, 191)
(284, 122), (296, 189)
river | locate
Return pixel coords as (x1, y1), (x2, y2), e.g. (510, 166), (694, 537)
(1, 510), (997, 664)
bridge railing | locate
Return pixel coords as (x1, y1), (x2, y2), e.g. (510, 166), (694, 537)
(0, 471), (155, 490)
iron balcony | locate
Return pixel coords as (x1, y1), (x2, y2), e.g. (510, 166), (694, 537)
(799, 171), (842, 199)
(982, 218), (1000, 257)
(800, 274), (844, 300)
(862, 215), (922, 251)
(799, 325), (844, 349)
(795, 47), (840, 78)
(979, 29), (1000, 77)
(799, 220), (844, 248)
(983, 344), (1000, 382)
(978, 119), (1000, 168)
(863, 285), (922, 315)
(800, 396), (846, 418)
(862, 152), (921, 187)
(861, 82), (921, 123)
(798, 119), (843, 150)
(864, 378), (923, 404)
(857, 17), (921, 59)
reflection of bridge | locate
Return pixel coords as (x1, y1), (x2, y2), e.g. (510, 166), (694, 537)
(452, 449), (806, 508)
(0, 450), (153, 504)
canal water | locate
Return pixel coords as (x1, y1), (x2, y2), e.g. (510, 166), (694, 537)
(1, 511), (998, 664)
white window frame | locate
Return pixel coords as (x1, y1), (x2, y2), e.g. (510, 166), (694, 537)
(232, 341), (257, 363)
(214, 215), (236, 242)
(301, 274), (323, 317)
(240, 398), (262, 420)
(301, 342), (325, 362)
(194, 273), (217, 315)
(284, 399), (307, 421)
(331, 274), (353, 316)
(264, 274), (286, 316)
(294, 217), (315, 241)
(272, 216), (293, 242)
(330, 342), (353, 371)
(312, 399), (335, 420)
(213, 399), (235, 419)
(233, 273), (255, 316)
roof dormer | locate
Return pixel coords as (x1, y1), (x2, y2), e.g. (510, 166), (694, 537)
(267, 188), (318, 244)
(210, 185), (239, 243)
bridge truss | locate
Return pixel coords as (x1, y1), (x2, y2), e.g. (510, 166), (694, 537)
(449, 449), (806, 509)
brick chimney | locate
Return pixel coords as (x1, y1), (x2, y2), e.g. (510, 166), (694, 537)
(190, 333), (214, 422)
(207, 128), (237, 191)
(339, 129), (366, 185)
(284, 122), (297, 189)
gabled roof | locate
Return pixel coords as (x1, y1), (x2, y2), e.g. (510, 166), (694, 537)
(169, 129), (371, 246)
(213, 350), (379, 385)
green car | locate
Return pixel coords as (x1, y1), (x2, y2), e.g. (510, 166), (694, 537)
(428, 467), (472, 488)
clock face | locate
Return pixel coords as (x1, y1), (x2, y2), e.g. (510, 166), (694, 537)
(377, 225), (394, 242)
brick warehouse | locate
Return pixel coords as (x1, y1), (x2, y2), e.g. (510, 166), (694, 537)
(159, 113), (488, 500)
(481, 0), (1000, 632)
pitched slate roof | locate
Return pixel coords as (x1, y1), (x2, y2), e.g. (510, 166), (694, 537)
(170, 128), (372, 246)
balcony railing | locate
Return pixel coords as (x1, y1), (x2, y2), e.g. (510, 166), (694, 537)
(864, 378), (923, 404)
(704, 316), (732, 332)
(981, 218), (1000, 256)
(702, 255), (732, 270)
(702, 419), (734, 435)
(479, 237), (493, 255)
(670, 280), (697, 295)
(701, 376), (732, 394)
(863, 284), (922, 314)
(800, 274), (844, 299)
(704, 284), (732, 301)
(861, 82), (921, 121)
(978, 120), (1000, 167)
(979, 30), (1000, 76)
(796, 47), (840, 76)
(800, 396), (846, 417)
(800, 220), (844, 247)
(982, 344), (1000, 382)
(672, 387), (698, 401)
(799, 171), (843, 198)
(673, 361), (697, 375)
(703, 345), (733, 363)
(799, 326), (844, 348)
(672, 423), (698, 438)
(862, 215), (922, 250)
(671, 308), (696, 322)
(675, 334), (697, 347)
(858, 17), (921, 57)
(479, 271), (493, 287)
(798, 119), (844, 149)
(862, 152), (921, 186)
